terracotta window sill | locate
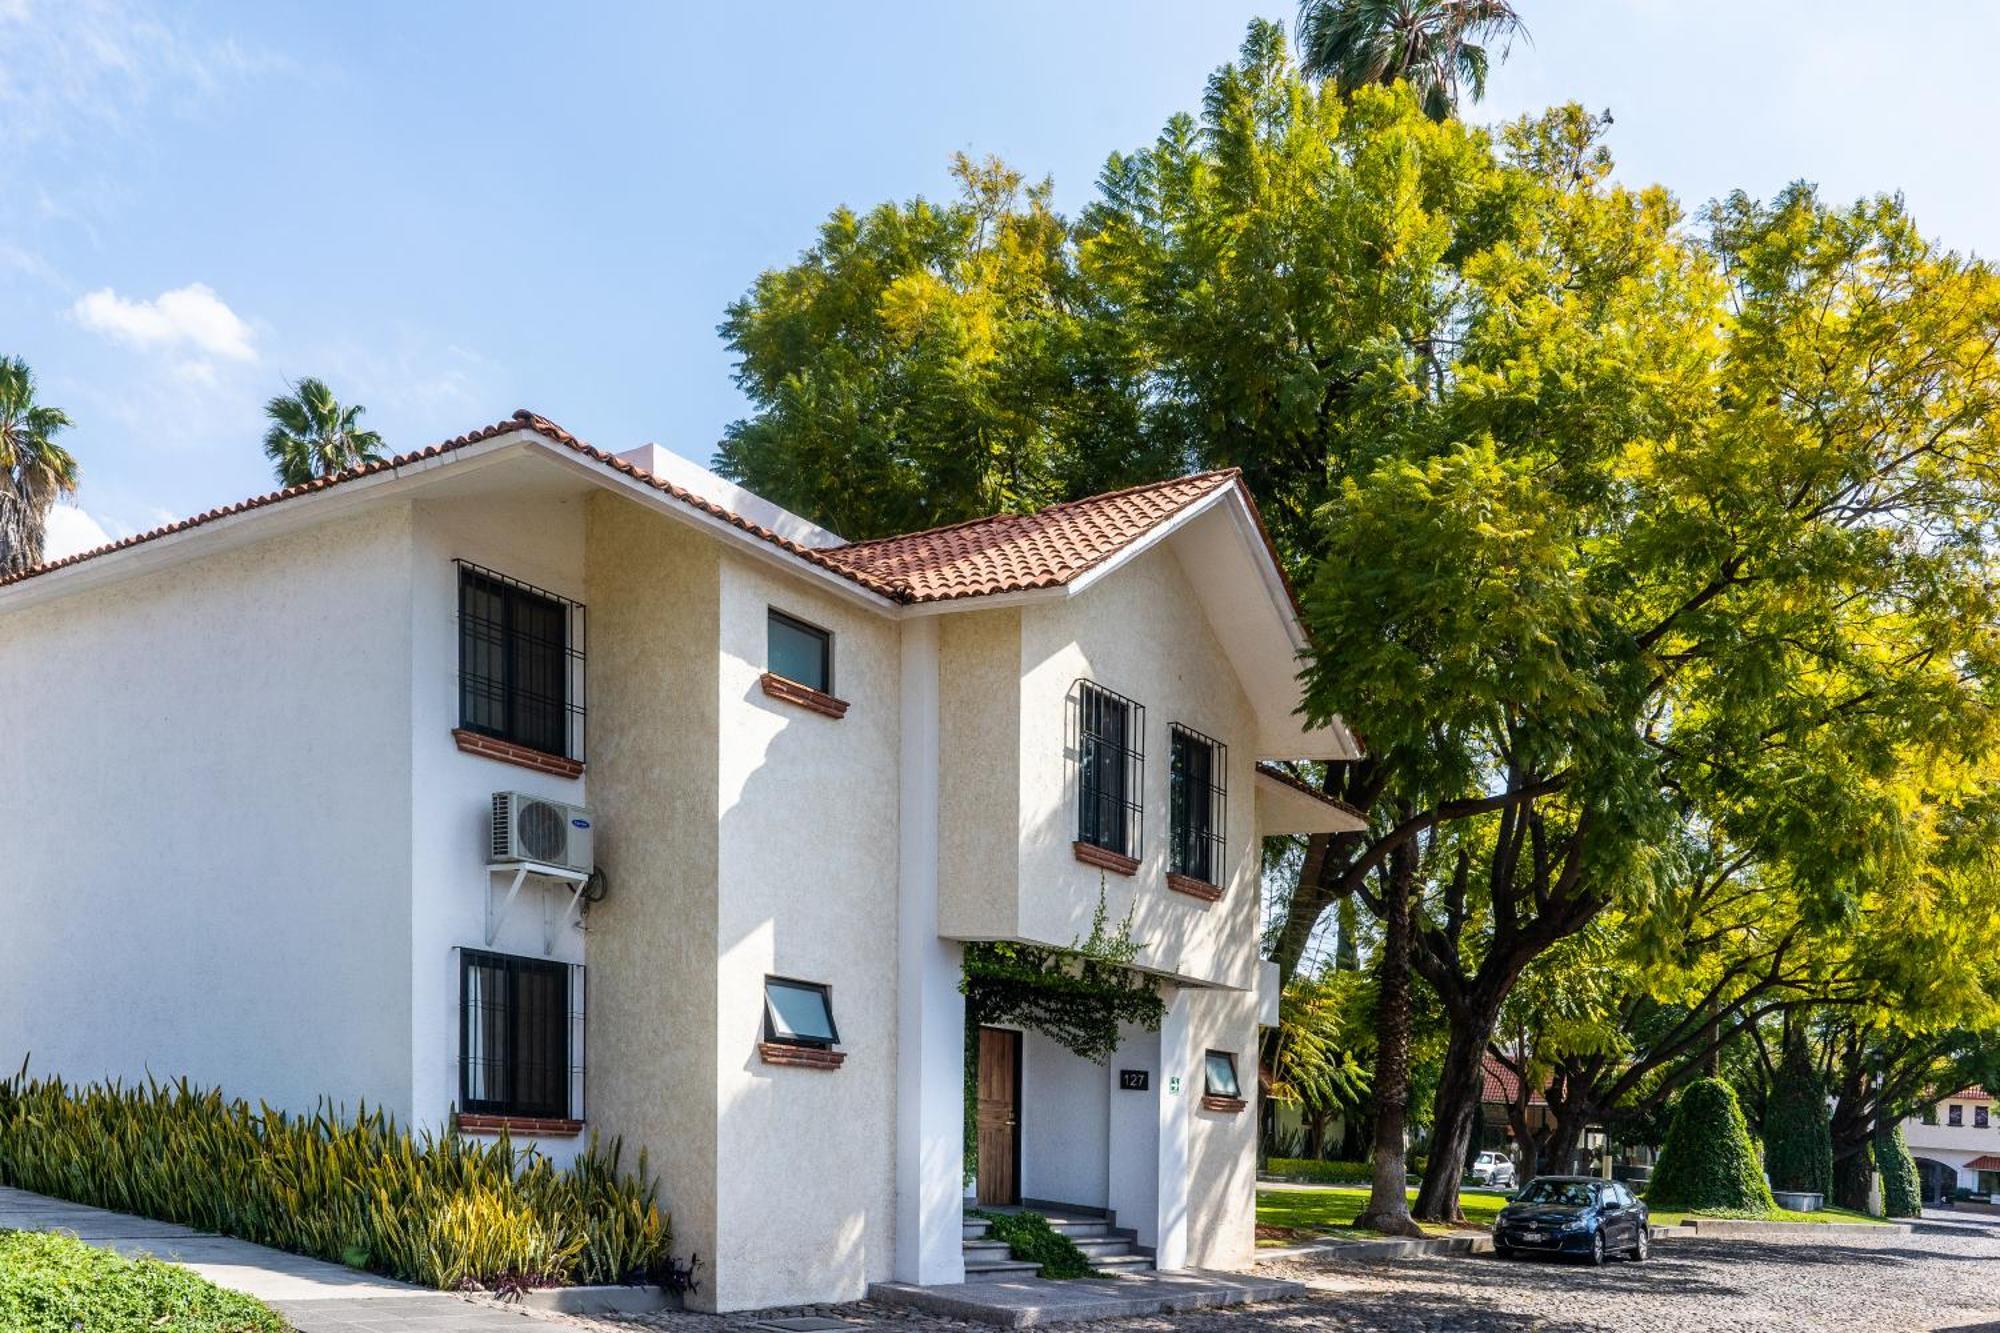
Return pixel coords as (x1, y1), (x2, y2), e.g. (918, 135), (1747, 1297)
(1166, 872), (1224, 902)
(759, 1041), (847, 1070)
(1073, 841), (1139, 877)
(760, 672), (850, 719)
(452, 729), (584, 779)
(456, 1113), (584, 1138)
(1200, 1094), (1248, 1114)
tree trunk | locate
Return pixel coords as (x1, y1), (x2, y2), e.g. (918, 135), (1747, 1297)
(1413, 998), (1503, 1222)
(1352, 837), (1423, 1237)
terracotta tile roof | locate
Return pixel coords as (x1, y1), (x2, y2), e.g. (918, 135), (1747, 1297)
(817, 470), (1243, 605)
(1255, 763), (1368, 823)
(1964, 1155), (2000, 1172)
(0, 412), (1279, 616)
(1952, 1088), (1995, 1103)
(1483, 1052), (1547, 1107)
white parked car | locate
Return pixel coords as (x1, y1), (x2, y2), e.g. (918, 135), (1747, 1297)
(1471, 1151), (1518, 1187)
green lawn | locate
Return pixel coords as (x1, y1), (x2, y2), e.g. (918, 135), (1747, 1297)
(1258, 1186), (1510, 1241)
(0, 1230), (284, 1333)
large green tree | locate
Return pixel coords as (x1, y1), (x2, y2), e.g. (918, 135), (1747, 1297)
(716, 154), (1174, 539)
(0, 356), (78, 576)
(1295, 0), (1525, 121)
(262, 378), (384, 488)
(715, 20), (2000, 1235)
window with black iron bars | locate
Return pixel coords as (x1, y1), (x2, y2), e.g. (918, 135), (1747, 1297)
(1071, 680), (1144, 858)
(457, 561), (587, 761)
(458, 948), (586, 1121)
(1170, 724), (1227, 884)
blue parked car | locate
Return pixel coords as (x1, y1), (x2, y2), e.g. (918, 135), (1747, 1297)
(1492, 1177), (1649, 1265)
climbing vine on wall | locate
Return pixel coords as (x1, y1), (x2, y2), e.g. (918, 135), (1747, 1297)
(961, 889), (1167, 1183)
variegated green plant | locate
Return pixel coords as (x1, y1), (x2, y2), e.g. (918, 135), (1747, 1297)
(0, 1064), (669, 1290)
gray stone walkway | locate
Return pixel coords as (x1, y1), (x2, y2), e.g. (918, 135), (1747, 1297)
(0, 1185), (561, 1331)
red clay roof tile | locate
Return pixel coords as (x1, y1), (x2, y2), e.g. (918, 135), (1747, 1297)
(818, 470), (1242, 604)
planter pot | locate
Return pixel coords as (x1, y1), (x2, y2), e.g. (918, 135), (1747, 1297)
(1772, 1191), (1823, 1212)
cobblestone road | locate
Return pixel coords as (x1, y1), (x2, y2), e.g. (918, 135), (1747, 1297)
(536, 1211), (2000, 1333)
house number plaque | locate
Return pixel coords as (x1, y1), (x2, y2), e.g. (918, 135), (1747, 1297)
(1119, 1069), (1150, 1091)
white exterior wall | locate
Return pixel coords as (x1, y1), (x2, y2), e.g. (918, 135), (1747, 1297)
(1015, 544), (1262, 992)
(408, 494), (591, 1162)
(1906, 1099), (2000, 1192)
(0, 506), (419, 1117)
(711, 551), (903, 1309)
(1019, 1029), (1111, 1209)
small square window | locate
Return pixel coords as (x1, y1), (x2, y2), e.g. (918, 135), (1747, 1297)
(764, 977), (839, 1049)
(1204, 1050), (1241, 1100)
(768, 610), (832, 695)
(1950, 1104), (1964, 1127)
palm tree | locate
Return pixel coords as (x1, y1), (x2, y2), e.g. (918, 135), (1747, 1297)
(0, 356), (79, 576)
(1295, 0), (1526, 121)
(262, 378), (385, 487)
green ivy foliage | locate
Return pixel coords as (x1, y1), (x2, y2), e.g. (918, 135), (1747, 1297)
(1647, 1079), (1777, 1213)
(970, 1209), (1097, 1279)
(1762, 1037), (1834, 1196)
(1874, 1122), (1922, 1219)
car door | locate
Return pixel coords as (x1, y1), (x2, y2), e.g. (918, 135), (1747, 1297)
(1599, 1185), (1629, 1249)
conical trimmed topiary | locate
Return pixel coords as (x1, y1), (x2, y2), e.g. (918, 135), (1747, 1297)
(1762, 1036), (1832, 1196)
(1874, 1121), (1921, 1218)
(1647, 1078), (1776, 1213)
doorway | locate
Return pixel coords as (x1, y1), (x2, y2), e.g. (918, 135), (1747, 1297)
(976, 1026), (1021, 1206)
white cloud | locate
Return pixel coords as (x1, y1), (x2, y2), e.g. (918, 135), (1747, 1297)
(72, 282), (257, 362)
(40, 502), (112, 560)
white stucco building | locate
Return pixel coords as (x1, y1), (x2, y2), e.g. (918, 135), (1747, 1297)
(1905, 1088), (2000, 1204)
(0, 411), (1364, 1311)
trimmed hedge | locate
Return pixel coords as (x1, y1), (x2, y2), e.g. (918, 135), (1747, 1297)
(1874, 1122), (1921, 1219)
(1762, 1039), (1833, 1196)
(1647, 1078), (1776, 1213)
(0, 1230), (285, 1333)
(0, 1070), (671, 1291)
(1264, 1157), (1374, 1184)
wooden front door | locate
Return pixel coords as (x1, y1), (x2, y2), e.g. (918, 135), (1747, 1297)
(976, 1026), (1021, 1206)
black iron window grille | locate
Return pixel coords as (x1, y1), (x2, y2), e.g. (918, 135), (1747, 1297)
(458, 949), (586, 1121)
(1170, 724), (1228, 884)
(1071, 680), (1144, 858)
(1951, 1103), (1964, 1127)
(457, 561), (586, 761)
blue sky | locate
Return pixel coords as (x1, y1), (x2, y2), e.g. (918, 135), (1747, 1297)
(8, 0), (1999, 558)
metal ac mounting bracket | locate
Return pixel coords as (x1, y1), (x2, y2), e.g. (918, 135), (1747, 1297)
(485, 861), (591, 955)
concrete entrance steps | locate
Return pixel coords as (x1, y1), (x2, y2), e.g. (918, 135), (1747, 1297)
(963, 1204), (1153, 1283)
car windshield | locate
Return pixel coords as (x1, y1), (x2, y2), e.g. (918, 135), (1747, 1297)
(1515, 1180), (1597, 1207)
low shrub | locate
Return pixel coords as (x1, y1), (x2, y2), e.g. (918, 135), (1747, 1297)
(0, 1068), (671, 1291)
(1263, 1157), (1374, 1184)
(971, 1210), (1096, 1279)
(0, 1229), (284, 1333)
(1647, 1078), (1776, 1213)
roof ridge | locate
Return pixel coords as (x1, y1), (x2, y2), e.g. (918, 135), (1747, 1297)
(826, 467), (1242, 554)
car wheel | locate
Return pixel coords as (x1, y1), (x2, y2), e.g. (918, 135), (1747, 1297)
(1587, 1231), (1605, 1266)
(1632, 1226), (1649, 1262)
